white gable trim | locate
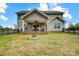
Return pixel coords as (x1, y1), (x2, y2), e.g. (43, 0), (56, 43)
(49, 17), (64, 23)
(21, 9), (49, 19)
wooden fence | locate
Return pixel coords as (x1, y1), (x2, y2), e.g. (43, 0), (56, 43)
(0, 28), (79, 35)
(0, 29), (19, 35)
(64, 28), (79, 34)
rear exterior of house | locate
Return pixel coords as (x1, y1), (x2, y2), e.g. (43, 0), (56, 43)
(16, 9), (64, 33)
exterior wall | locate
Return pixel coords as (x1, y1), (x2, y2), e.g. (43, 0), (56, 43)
(19, 20), (25, 32)
(40, 24), (47, 32)
(17, 15), (19, 29)
(23, 21), (28, 32)
(17, 14), (22, 32)
(22, 12), (48, 32)
(17, 14), (25, 32)
(22, 20), (24, 32)
(24, 12), (47, 23)
(47, 18), (64, 31)
(48, 14), (63, 20)
(17, 12), (64, 32)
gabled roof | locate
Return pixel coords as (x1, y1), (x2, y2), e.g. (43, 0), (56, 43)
(20, 9), (49, 19)
(50, 17), (64, 23)
(42, 11), (64, 15)
(16, 10), (64, 15)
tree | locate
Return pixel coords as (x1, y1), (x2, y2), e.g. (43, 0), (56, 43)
(69, 22), (75, 30)
(0, 25), (3, 30)
(0, 25), (4, 32)
(75, 23), (79, 30)
(4, 27), (9, 34)
(68, 22), (75, 33)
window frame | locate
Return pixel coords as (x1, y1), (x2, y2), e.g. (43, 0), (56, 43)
(54, 23), (61, 29)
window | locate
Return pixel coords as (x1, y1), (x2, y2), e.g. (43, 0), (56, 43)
(54, 23), (58, 28)
(24, 24), (26, 27)
(54, 23), (60, 29)
(58, 23), (60, 28)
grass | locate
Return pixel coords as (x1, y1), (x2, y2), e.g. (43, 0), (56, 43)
(0, 33), (79, 56)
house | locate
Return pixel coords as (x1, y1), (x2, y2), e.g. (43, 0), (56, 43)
(16, 9), (64, 33)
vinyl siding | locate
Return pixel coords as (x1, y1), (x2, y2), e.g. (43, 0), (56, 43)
(17, 11), (64, 32)
(24, 12), (48, 23)
(47, 18), (64, 31)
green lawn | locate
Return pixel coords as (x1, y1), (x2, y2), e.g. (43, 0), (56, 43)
(0, 33), (79, 56)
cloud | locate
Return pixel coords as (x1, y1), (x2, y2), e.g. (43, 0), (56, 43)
(0, 15), (8, 21)
(38, 3), (48, 11)
(65, 23), (69, 28)
(38, 3), (72, 20)
(50, 5), (72, 20)
(63, 11), (72, 20)
(38, 3), (72, 28)
(28, 8), (31, 10)
(48, 3), (59, 7)
(52, 6), (65, 11)
(0, 2), (8, 21)
(51, 3), (58, 6)
(0, 8), (5, 13)
(0, 3), (8, 14)
(38, 3), (59, 11)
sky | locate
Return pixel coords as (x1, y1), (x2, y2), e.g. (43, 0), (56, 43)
(0, 3), (79, 28)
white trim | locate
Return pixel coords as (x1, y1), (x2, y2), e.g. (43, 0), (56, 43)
(22, 20), (24, 32)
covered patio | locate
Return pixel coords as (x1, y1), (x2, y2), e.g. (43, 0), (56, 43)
(23, 20), (47, 33)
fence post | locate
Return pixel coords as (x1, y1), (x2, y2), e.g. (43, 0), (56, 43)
(62, 28), (64, 32)
(73, 29), (75, 34)
(68, 28), (70, 33)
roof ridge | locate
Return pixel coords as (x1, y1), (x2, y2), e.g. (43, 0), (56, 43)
(16, 9), (64, 14)
(21, 9), (49, 19)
